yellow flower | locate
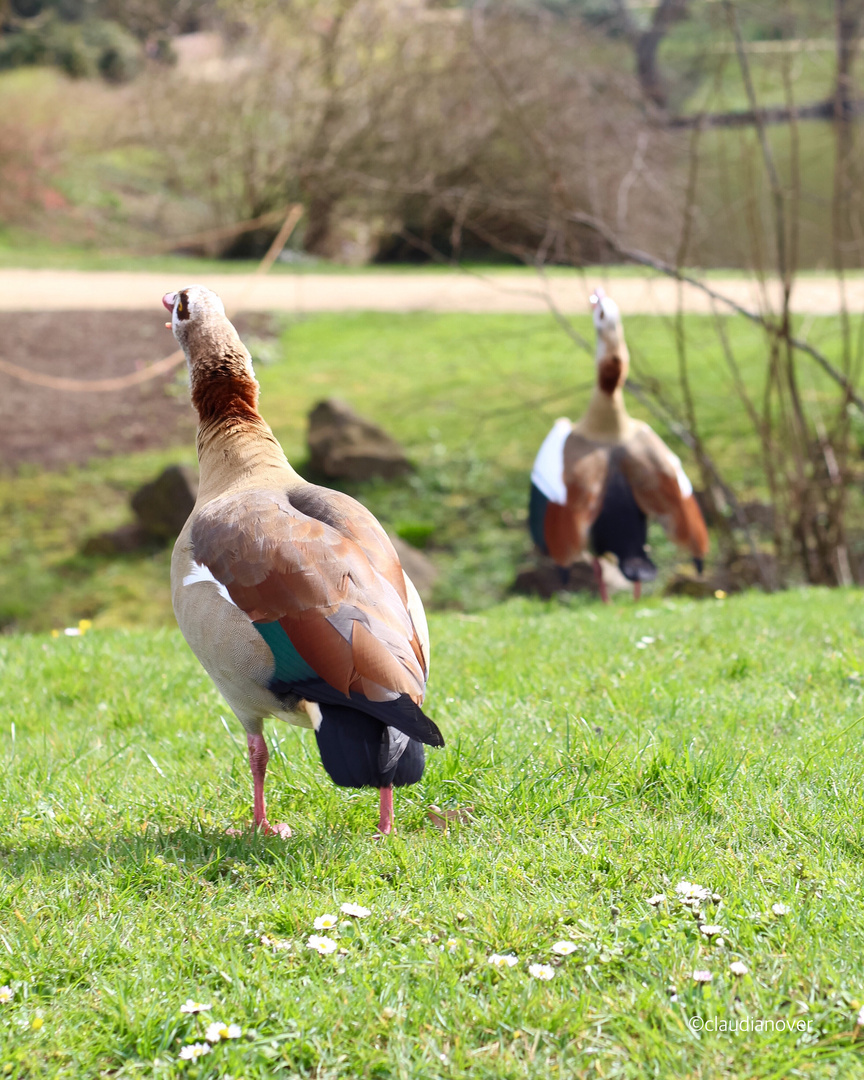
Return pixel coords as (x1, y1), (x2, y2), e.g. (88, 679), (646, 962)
(78, 619), (93, 633)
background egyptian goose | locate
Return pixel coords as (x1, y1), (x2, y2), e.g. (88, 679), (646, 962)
(164, 285), (442, 836)
(529, 289), (708, 601)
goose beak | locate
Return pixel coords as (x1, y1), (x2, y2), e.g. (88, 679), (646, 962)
(589, 287), (605, 308)
(162, 292), (177, 313)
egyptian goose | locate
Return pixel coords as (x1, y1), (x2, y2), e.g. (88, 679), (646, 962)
(163, 286), (442, 836)
(529, 289), (708, 601)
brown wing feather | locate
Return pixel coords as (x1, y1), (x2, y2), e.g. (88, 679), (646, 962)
(545, 436), (610, 567)
(619, 426), (709, 559)
(289, 485), (409, 604)
(190, 487), (426, 702)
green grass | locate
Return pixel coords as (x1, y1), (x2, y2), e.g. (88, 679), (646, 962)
(2, 309), (862, 633)
(2, 588), (864, 1076)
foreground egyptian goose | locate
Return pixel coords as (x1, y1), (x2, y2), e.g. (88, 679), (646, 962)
(164, 286), (442, 836)
(529, 289), (708, 601)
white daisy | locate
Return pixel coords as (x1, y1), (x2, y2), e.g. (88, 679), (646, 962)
(340, 903), (371, 918)
(857, 1005), (864, 1028)
(205, 1021), (242, 1043)
(260, 934), (292, 951)
(307, 934), (338, 955)
(675, 881), (710, 901)
(313, 914), (339, 930)
(179, 1043), (211, 1060)
(439, 938), (459, 954)
(647, 893), (667, 907)
(488, 953), (518, 968)
(528, 963), (555, 981)
(692, 970), (713, 983)
(551, 940), (578, 956)
(0, 986), (12, 1004)
(699, 925), (725, 938)
(179, 999), (211, 1015)
(729, 961), (748, 976)
(772, 903), (790, 916)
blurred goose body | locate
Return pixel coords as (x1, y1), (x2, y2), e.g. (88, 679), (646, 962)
(530, 289), (708, 601)
(164, 286), (442, 836)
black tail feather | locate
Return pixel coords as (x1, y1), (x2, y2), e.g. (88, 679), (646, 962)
(620, 555), (658, 583)
(529, 483), (550, 553)
(315, 704), (426, 788)
(590, 465), (654, 580)
(276, 676), (444, 748)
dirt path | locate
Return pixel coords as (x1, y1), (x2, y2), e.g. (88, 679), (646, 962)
(2, 268), (863, 315)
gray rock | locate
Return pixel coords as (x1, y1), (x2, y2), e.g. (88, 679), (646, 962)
(130, 465), (198, 540)
(81, 523), (151, 557)
(307, 399), (412, 481)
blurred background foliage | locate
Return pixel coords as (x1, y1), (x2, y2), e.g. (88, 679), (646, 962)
(0, 0), (852, 269)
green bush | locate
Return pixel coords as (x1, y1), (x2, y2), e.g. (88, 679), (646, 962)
(0, 15), (142, 82)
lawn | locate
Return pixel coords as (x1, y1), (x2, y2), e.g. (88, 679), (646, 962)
(1, 588), (864, 1076)
(0, 308), (859, 633)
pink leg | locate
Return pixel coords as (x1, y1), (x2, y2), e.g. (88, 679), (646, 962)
(634, 581), (642, 602)
(230, 732), (291, 839)
(592, 558), (610, 604)
(377, 787), (394, 836)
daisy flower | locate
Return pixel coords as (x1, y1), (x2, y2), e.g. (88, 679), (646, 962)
(772, 903), (790, 916)
(551, 941), (578, 956)
(528, 963), (555, 981)
(675, 881), (710, 902)
(440, 938), (459, 954)
(692, 970), (713, 983)
(313, 914), (339, 930)
(307, 934), (338, 955)
(0, 986), (12, 1004)
(179, 999), (211, 1014)
(179, 1043), (211, 1060)
(647, 893), (667, 907)
(205, 1021), (242, 1043)
(341, 903), (371, 918)
(857, 1005), (864, 1028)
(260, 934), (292, 951)
(699, 925), (725, 939)
(729, 961), (748, 977)
(488, 953), (518, 968)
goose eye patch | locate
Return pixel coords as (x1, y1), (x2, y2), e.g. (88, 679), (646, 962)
(176, 292), (190, 320)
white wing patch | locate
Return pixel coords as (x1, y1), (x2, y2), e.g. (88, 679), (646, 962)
(182, 560), (238, 607)
(531, 417), (571, 506)
(403, 570), (430, 676)
(669, 452), (694, 498)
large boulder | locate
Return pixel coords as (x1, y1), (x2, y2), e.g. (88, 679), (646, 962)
(307, 399), (412, 482)
(130, 465), (198, 541)
(83, 464), (198, 556)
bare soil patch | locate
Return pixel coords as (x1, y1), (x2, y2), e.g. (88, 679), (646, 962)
(0, 311), (269, 470)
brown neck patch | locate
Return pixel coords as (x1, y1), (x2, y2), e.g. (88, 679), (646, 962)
(190, 353), (260, 424)
(597, 355), (623, 395)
